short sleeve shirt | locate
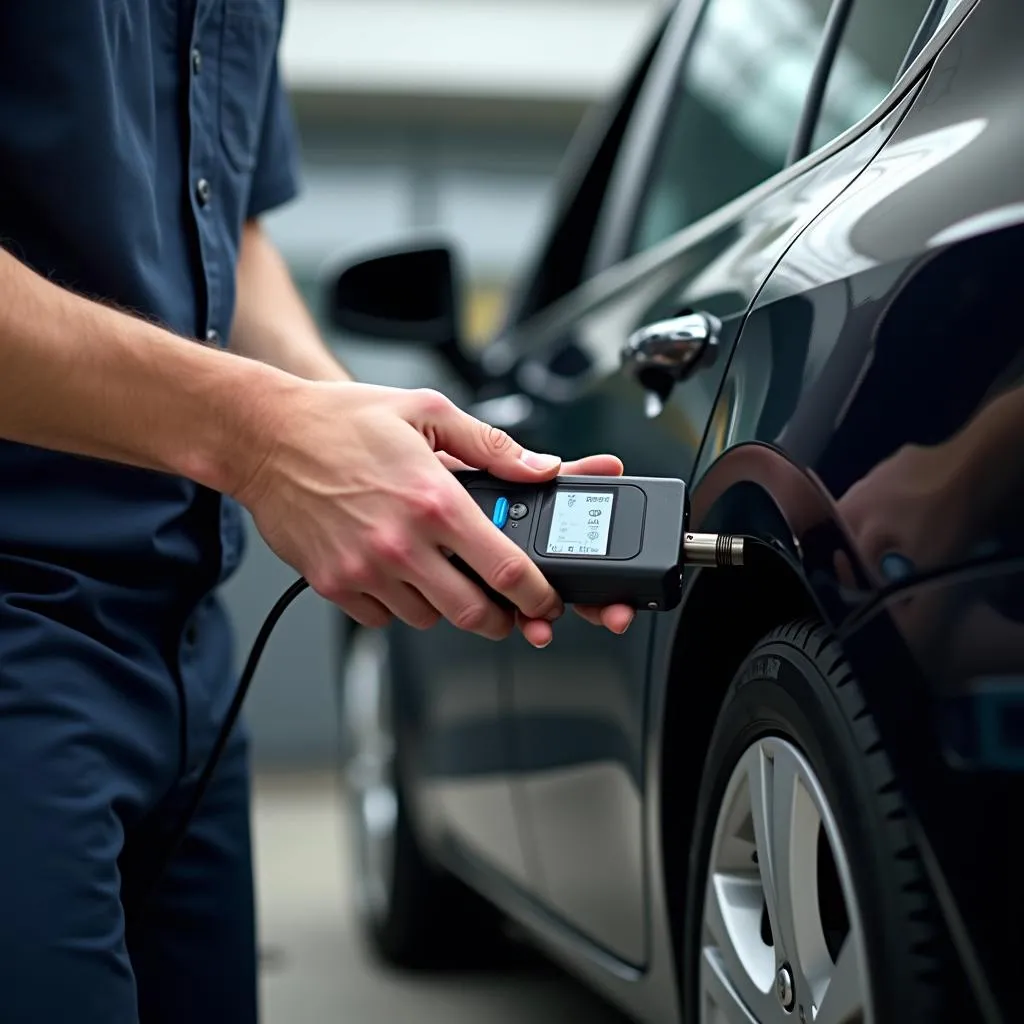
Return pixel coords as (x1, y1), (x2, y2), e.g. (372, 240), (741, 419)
(0, 0), (301, 602)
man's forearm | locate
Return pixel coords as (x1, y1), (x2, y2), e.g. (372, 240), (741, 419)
(0, 246), (292, 496)
(231, 220), (352, 382)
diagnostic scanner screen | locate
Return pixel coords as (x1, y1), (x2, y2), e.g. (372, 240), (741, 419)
(546, 491), (614, 556)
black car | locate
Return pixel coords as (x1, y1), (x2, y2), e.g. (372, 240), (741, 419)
(329, 0), (1024, 1020)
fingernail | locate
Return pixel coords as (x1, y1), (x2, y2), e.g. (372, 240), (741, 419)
(545, 605), (564, 621)
(534, 637), (552, 649)
(521, 450), (561, 471)
(616, 613), (635, 635)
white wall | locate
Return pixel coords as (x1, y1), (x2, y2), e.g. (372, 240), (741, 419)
(281, 0), (668, 100)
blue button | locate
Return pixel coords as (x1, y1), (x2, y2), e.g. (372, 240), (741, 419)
(492, 496), (510, 529)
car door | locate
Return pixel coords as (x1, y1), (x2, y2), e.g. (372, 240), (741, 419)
(497, 0), (944, 967)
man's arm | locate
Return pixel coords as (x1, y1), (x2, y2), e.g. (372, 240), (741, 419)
(231, 219), (351, 382)
(0, 245), (275, 495)
(0, 244), (569, 645)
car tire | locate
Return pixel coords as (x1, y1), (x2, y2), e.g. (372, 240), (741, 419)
(682, 619), (942, 1023)
(339, 627), (506, 969)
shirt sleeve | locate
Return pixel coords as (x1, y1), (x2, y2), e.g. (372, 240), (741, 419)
(247, 53), (303, 220)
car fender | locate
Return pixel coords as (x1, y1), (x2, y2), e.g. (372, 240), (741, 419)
(642, 441), (879, 965)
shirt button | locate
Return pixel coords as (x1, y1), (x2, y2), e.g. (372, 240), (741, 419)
(195, 178), (211, 207)
(191, 48), (202, 75)
(205, 328), (221, 346)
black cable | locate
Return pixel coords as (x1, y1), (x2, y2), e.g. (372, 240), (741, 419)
(143, 576), (310, 901)
(140, 525), (746, 900)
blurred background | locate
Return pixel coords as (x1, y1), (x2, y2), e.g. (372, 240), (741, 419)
(225, 0), (667, 771)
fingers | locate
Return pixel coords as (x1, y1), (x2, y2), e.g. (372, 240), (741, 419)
(516, 612), (554, 649)
(516, 603), (636, 648)
(407, 549), (516, 641)
(409, 390), (562, 483)
(560, 454), (624, 477)
(439, 484), (564, 623)
(328, 591), (393, 629)
(367, 581), (442, 631)
(440, 450), (623, 478)
(573, 603), (635, 633)
(436, 451), (475, 472)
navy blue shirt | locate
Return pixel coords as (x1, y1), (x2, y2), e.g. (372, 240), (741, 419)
(0, 1), (301, 608)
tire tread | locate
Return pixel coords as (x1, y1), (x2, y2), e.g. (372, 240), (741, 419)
(719, 619), (944, 1019)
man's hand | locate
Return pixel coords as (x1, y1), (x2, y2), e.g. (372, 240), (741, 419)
(436, 450), (635, 647)
(235, 381), (577, 647)
(837, 441), (970, 584)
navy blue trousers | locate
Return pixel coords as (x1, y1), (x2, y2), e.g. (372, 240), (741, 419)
(0, 562), (257, 1023)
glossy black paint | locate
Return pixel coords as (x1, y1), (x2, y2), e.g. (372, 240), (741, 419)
(339, 0), (1024, 1020)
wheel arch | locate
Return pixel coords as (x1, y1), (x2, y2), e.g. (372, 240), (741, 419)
(652, 441), (868, 965)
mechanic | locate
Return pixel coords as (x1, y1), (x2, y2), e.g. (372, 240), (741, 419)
(0, 3), (633, 1022)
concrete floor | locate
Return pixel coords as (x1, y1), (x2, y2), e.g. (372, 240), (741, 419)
(253, 771), (632, 1024)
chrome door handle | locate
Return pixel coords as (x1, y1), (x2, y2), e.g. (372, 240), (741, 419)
(621, 311), (722, 380)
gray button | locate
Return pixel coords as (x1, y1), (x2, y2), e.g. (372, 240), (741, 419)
(191, 48), (202, 75)
(509, 502), (529, 521)
(195, 178), (211, 207)
(205, 328), (220, 346)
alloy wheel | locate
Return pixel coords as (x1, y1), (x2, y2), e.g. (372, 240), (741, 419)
(700, 737), (871, 1024)
(341, 629), (398, 924)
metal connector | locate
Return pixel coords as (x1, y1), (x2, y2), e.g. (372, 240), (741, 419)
(683, 532), (745, 567)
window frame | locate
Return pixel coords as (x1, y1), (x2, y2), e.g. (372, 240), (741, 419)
(589, 0), (849, 272)
(496, 5), (673, 335)
(787, 0), (977, 167)
(588, 0), (978, 277)
(490, 0), (978, 371)
(789, 0), (955, 162)
(585, 0), (710, 277)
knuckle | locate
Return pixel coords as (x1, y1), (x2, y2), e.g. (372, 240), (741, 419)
(411, 608), (442, 631)
(309, 571), (340, 602)
(490, 553), (527, 593)
(341, 555), (376, 590)
(409, 486), (449, 525)
(413, 388), (451, 417)
(452, 601), (488, 633)
(367, 527), (414, 567)
(481, 421), (513, 455)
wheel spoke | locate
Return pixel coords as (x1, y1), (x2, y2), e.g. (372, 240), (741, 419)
(749, 740), (834, 1001)
(700, 947), (764, 1024)
(341, 632), (398, 923)
(814, 935), (865, 1024)
(704, 871), (775, 1016)
(702, 736), (874, 1024)
(747, 744), (798, 962)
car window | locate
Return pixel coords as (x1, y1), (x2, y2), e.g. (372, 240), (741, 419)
(809, 0), (936, 153)
(502, 10), (670, 329)
(629, 0), (834, 257)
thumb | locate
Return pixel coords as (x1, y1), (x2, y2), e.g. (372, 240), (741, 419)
(429, 405), (562, 483)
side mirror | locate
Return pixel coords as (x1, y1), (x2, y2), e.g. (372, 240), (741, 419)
(327, 243), (460, 346)
(324, 242), (484, 388)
